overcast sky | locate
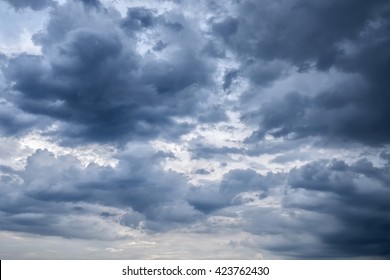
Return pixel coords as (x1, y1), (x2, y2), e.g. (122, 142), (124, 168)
(0, 0), (389, 259)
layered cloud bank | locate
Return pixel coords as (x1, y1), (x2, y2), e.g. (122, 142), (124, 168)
(0, 0), (389, 259)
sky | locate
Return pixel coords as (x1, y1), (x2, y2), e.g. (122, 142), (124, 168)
(0, 0), (389, 259)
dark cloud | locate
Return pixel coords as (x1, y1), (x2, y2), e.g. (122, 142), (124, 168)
(1, 0), (389, 260)
(270, 151), (310, 164)
(153, 40), (168, 52)
(187, 184), (229, 214)
(213, 0), (390, 145)
(0, 54), (50, 135)
(222, 68), (239, 91)
(0, 147), (201, 238)
(1, 146), (389, 258)
(78, 0), (101, 8)
(201, 40), (226, 58)
(215, 0), (389, 70)
(188, 169), (283, 213)
(1, 0), (56, 10)
(380, 151), (390, 162)
(245, 74), (390, 145)
(121, 7), (156, 33)
(0, 105), (40, 136)
(244, 92), (312, 141)
(220, 169), (278, 197)
(187, 155), (390, 259)
(194, 168), (211, 175)
(2, 1), (215, 144)
(289, 159), (357, 195)
(190, 144), (244, 159)
(242, 59), (288, 87)
(212, 16), (238, 42)
(283, 158), (390, 258)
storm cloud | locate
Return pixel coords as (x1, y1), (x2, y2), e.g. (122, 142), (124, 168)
(284, 158), (390, 258)
(2, 0), (214, 143)
(213, 0), (390, 145)
(0, 146), (201, 238)
(0, 0), (389, 259)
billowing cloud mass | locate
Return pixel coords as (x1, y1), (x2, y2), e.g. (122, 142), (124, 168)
(0, 0), (389, 259)
(213, 0), (390, 145)
(2, 1), (216, 143)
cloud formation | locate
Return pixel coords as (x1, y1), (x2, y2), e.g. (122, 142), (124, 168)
(0, 146), (201, 238)
(0, 0), (389, 259)
(213, 0), (390, 145)
(2, 1), (215, 143)
(285, 158), (390, 258)
(1, 0), (56, 10)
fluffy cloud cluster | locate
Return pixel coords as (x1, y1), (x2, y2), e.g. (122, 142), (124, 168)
(213, 0), (390, 145)
(2, 0), (217, 143)
(0, 146), (201, 238)
(0, 0), (389, 259)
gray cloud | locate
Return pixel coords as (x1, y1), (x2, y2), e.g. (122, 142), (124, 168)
(1, 0), (389, 260)
(120, 7), (156, 33)
(1, 0), (56, 10)
(0, 55), (49, 135)
(79, 0), (101, 8)
(214, 0), (389, 70)
(188, 169), (284, 213)
(1, 146), (389, 258)
(213, 0), (390, 145)
(2, 1), (215, 143)
(222, 68), (239, 91)
(194, 168), (211, 175)
(190, 144), (245, 160)
(0, 104), (42, 136)
(283, 158), (390, 258)
(0, 147), (202, 238)
(189, 156), (390, 259)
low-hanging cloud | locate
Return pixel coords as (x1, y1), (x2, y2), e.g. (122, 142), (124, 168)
(2, 1), (215, 143)
(213, 0), (390, 145)
(0, 0), (389, 259)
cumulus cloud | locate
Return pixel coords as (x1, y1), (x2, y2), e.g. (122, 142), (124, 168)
(1, 0), (389, 259)
(186, 156), (390, 259)
(1, 146), (389, 258)
(188, 168), (284, 214)
(213, 0), (390, 145)
(0, 146), (201, 238)
(214, 0), (389, 70)
(2, 0), (215, 143)
(283, 158), (390, 258)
